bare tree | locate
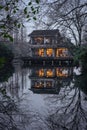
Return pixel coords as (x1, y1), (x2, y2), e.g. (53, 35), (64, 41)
(0, 0), (40, 41)
(35, 0), (87, 46)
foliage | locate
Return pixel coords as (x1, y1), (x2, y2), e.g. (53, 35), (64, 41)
(0, 85), (24, 130)
(35, 0), (87, 47)
(0, 0), (40, 41)
(0, 57), (5, 68)
(0, 44), (14, 81)
(74, 73), (87, 95)
(0, 43), (14, 62)
(0, 43), (14, 72)
(0, 63), (14, 82)
(74, 45), (87, 70)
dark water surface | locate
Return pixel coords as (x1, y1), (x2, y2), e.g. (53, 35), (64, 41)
(0, 64), (87, 130)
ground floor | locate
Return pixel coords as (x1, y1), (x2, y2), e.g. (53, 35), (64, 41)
(30, 48), (71, 58)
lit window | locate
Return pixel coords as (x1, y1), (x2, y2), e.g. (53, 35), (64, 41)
(56, 49), (59, 57)
(34, 37), (43, 44)
(46, 69), (53, 77)
(38, 49), (44, 57)
(56, 48), (68, 57)
(38, 69), (44, 77)
(46, 49), (53, 57)
(56, 68), (63, 77)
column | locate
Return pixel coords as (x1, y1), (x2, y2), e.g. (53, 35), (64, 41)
(52, 81), (54, 88)
(44, 48), (47, 57)
(44, 81), (46, 88)
(53, 49), (55, 57)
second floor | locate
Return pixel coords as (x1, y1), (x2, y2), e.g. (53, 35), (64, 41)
(29, 29), (62, 45)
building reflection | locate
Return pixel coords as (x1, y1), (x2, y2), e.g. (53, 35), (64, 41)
(29, 67), (73, 94)
(0, 65), (74, 97)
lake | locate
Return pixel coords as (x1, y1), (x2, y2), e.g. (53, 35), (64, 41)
(0, 64), (87, 130)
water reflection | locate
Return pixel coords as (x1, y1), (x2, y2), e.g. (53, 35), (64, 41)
(0, 65), (87, 130)
(0, 64), (30, 99)
(0, 63), (14, 82)
(29, 67), (73, 94)
(74, 72), (87, 96)
(44, 70), (87, 130)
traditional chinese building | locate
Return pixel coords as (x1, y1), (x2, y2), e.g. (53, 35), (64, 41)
(28, 29), (73, 59)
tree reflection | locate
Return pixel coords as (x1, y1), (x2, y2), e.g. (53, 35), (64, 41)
(0, 64), (30, 99)
(0, 64), (14, 82)
(0, 65), (42, 130)
(1, 65), (87, 130)
(45, 70), (87, 130)
(0, 85), (43, 130)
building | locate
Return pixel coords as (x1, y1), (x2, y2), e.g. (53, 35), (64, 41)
(28, 29), (73, 59)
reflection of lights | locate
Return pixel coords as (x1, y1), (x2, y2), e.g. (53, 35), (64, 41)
(46, 81), (52, 88)
(38, 69), (44, 77)
(56, 68), (68, 77)
(46, 69), (53, 77)
(34, 81), (44, 88)
(34, 81), (53, 88)
(46, 49), (53, 57)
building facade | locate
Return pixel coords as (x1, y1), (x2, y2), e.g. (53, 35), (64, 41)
(28, 29), (73, 59)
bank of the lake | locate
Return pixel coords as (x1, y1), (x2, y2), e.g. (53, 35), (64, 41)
(0, 43), (14, 68)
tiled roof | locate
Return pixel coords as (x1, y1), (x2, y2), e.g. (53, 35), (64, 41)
(29, 29), (60, 36)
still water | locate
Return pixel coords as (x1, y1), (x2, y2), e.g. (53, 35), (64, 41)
(0, 64), (87, 130)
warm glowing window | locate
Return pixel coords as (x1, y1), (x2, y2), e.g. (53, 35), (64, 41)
(34, 37), (43, 44)
(46, 69), (54, 77)
(38, 49), (44, 57)
(56, 48), (68, 57)
(46, 81), (52, 88)
(56, 49), (59, 57)
(46, 49), (53, 57)
(38, 69), (44, 77)
(56, 68), (62, 77)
